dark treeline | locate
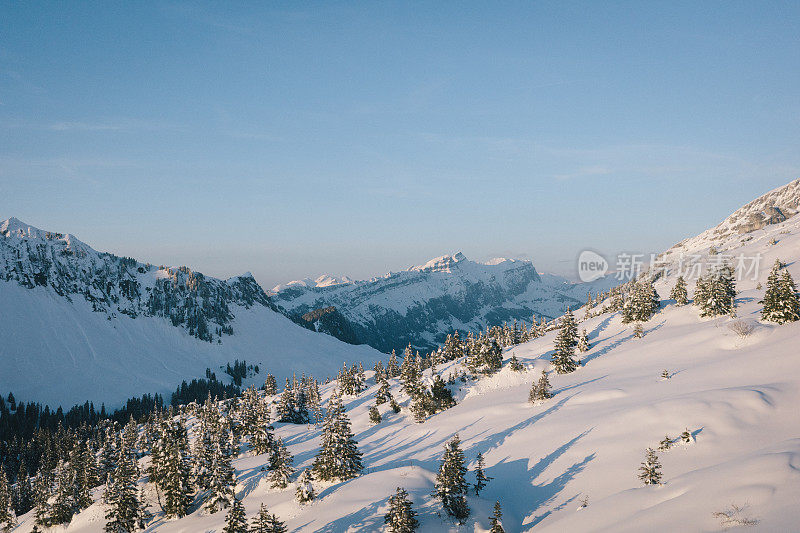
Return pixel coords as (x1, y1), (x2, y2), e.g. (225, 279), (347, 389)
(0, 362), (247, 484)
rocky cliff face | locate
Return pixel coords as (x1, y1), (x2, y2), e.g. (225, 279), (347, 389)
(0, 217), (275, 343)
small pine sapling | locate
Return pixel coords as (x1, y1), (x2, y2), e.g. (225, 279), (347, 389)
(660, 369), (670, 380)
(633, 323), (644, 338)
(489, 501), (505, 533)
(473, 453), (492, 495)
(638, 448), (662, 485)
(508, 355), (524, 372)
(658, 435), (672, 451)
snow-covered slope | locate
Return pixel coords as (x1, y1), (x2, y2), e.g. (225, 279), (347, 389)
(10, 180), (800, 532)
(272, 252), (609, 353)
(0, 218), (381, 407)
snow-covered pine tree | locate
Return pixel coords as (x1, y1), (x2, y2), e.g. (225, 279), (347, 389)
(400, 345), (421, 396)
(528, 372), (552, 403)
(670, 275), (688, 305)
(104, 438), (150, 533)
(222, 496), (248, 533)
(681, 429), (692, 443)
(695, 264), (736, 317)
(249, 397), (274, 456)
(577, 330), (589, 353)
(0, 469), (15, 533)
(205, 437), (236, 513)
(508, 354), (524, 372)
(154, 415), (193, 518)
(633, 322), (644, 338)
(250, 503), (288, 533)
(387, 350), (401, 378)
(761, 260), (800, 323)
(551, 309), (578, 374)
(489, 501), (505, 533)
(49, 460), (76, 525)
(375, 375), (392, 405)
(429, 374), (456, 414)
(658, 435), (672, 451)
(369, 405), (382, 424)
(390, 397), (401, 413)
(638, 448), (662, 485)
(312, 390), (363, 481)
(384, 487), (419, 533)
(473, 452), (492, 495)
(442, 332), (464, 363)
(295, 469), (315, 504)
(267, 437), (294, 489)
(12, 463), (34, 517)
(32, 471), (50, 527)
(277, 379), (297, 423)
(434, 435), (470, 522)
(264, 374), (277, 396)
(68, 439), (93, 511)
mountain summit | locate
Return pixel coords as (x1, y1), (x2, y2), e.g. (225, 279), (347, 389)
(272, 251), (598, 352)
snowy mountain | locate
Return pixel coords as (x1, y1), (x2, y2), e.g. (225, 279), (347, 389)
(271, 252), (608, 352)
(9, 178), (800, 532)
(0, 217), (381, 407)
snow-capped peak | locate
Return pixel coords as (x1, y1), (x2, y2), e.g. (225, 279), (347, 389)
(1, 217), (48, 239)
(410, 252), (468, 273)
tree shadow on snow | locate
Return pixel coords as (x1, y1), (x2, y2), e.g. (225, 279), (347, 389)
(475, 429), (596, 531)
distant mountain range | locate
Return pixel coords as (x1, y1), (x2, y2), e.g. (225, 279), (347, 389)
(0, 217), (381, 407)
(271, 252), (615, 352)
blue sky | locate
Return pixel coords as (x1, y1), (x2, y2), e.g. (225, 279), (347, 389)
(2, 1), (799, 287)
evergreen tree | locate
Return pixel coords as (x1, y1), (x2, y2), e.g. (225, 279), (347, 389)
(12, 463), (33, 517)
(576, 330), (590, 353)
(622, 279), (660, 323)
(250, 503), (287, 533)
(434, 435), (470, 522)
(529, 372), (552, 403)
(761, 261), (800, 324)
(50, 460), (76, 525)
(264, 374), (277, 396)
(0, 469), (15, 533)
(32, 471), (50, 527)
(222, 496), (248, 533)
(267, 437), (294, 489)
(633, 322), (644, 338)
(384, 487), (419, 533)
(507, 354), (524, 372)
(312, 390), (363, 481)
(369, 405), (382, 424)
(295, 469), (315, 504)
(638, 448), (662, 485)
(552, 310), (578, 374)
(104, 439), (150, 533)
(670, 276), (688, 305)
(489, 501), (505, 533)
(473, 452), (492, 495)
(694, 265), (736, 317)
(387, 350), (401, 378)
(205, 438), (236, 513)
(390, 397), (401, 414)
(658, 435), (672, 451)
(375, 375), (392, 405)
(429, 375), (456, 414)
(249, 398), (273, 456)
(152, 416), (193, 518)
